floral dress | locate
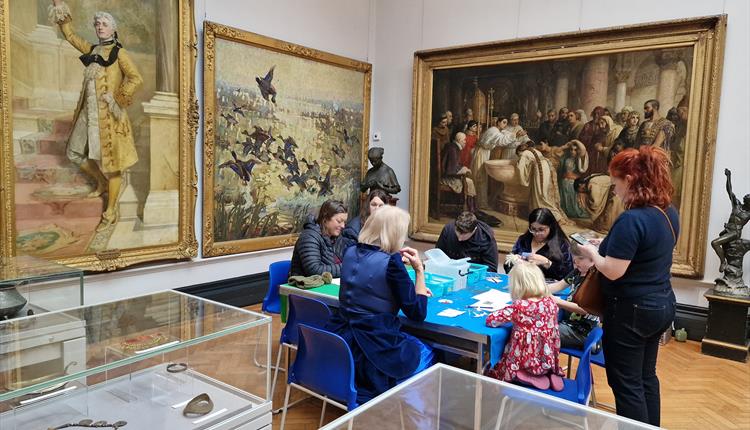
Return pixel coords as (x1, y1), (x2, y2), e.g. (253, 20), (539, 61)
(485, 296), (564, 382)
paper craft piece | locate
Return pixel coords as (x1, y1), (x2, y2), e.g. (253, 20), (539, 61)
(437, 308), (466, 318)
(472, 289), (512, 304)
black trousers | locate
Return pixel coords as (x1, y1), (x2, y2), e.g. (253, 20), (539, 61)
(601, 288), (676, 426)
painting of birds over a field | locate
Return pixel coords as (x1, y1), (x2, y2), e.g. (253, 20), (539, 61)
(203, 23), (371, 256)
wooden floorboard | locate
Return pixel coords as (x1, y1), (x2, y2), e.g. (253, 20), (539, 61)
(248, 304), (750, 429)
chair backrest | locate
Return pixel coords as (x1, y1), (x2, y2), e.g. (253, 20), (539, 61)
(282, 294), (332, 346)
(290, 324), (358, 410)
(262, 260), (291, 314)
(573, 326), (603, 405)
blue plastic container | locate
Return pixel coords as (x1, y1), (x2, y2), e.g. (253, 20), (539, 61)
(405, 267), (455, 297)
(466, 263), (488, 286)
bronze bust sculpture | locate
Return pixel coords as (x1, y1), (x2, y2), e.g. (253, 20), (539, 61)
(710, 169), (750, 296)
(361, 147), (401, 196)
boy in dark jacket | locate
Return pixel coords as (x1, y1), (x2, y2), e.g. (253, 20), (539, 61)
(435, 211), (498, 272)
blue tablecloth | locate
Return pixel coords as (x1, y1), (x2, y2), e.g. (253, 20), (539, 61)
(417, 274), (571, 367)
(417, 274), (511, 367)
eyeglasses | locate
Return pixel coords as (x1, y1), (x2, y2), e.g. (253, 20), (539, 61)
(528, 226), (549, 235)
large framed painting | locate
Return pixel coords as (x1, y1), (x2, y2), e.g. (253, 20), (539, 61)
(0, 0), (198, 271)
(410, 16), (726, 278)
(202, 22), (371, 257)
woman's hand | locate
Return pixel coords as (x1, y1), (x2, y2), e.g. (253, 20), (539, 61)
(399, 247), (424, 273)
(526, 253), (551, 268)
(578, 243), (599, 260)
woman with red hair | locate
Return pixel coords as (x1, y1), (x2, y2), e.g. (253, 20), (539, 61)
(578, 146), (679, 426)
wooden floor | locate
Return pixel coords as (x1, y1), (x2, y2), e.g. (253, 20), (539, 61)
(249, 304), (750, 430)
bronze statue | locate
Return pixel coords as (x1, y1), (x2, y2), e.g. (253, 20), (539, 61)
(360, 147), (401, 196)
(710, 169), (750, 296)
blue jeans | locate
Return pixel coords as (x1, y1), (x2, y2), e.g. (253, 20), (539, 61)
(602, 288), (676, 427)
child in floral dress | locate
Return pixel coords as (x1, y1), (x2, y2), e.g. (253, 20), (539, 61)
(486, 255), (564, 391)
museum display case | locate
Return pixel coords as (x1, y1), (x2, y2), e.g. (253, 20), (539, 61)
(0, 290), (272, 430)
(321, 363), (656, 430)
(0, 255), (84, 320)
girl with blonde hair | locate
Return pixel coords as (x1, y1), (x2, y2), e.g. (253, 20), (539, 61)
(327, 205), (434, 403)
(486, 254), (564, 391)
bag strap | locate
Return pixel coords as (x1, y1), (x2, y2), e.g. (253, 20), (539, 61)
(651, 205), (676, 245)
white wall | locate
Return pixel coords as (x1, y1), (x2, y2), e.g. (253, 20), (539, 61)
(370, 0), (750, 307)
(79, 0), (374, 305)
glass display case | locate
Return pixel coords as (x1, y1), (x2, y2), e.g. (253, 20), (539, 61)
(0, 255), (84, 320)
(321, 363), (657, 430)
(0, 291), (272, 430)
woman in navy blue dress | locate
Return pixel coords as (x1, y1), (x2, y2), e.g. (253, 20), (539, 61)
(327, 205), (434, 403)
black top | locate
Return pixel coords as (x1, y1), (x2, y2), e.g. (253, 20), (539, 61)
(435, 220), (498, 272)
(505, 234), (572, 280)
(290, 219), (342, 277)
(598, 206), (679, 298)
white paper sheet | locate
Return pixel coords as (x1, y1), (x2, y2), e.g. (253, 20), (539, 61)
(472, 288), (512, 304)
(436, 308), (466, 318)
(331, 278), (341, 285)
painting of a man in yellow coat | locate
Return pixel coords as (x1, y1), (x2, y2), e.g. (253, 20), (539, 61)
(50, 0), (143, 232)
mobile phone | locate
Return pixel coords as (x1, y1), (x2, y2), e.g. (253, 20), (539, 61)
(521, 252), (532, 259)
(570, 233), (590, 246)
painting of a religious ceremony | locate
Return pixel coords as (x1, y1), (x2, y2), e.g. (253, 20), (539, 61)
(209, 36), (367, 246)
(8, 0), (184, 259)
(429, 47), (692, 235)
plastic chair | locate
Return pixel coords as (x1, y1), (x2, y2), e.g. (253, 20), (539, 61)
(272, 294), (332, 408)
(279, 324), (358, 430)
(263, 260), (292, 314)
(561, 332), (613, 411)
(495, 328), (603, 430)
(253, 260), (291, 369)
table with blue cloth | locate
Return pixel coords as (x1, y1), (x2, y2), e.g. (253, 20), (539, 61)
(279, 273), (571, 374)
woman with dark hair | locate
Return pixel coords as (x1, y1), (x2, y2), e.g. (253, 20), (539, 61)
(339, 189), (390, 250)
(504, 207), (572, 280)
(578, 146), (679, 426)
(290, 199), (348, 277)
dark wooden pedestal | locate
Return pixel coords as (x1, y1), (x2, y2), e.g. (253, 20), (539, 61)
(701, 290), (750, 362)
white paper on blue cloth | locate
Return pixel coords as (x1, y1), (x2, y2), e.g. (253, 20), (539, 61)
(436, 308), (466, 318)
(470, 289), (512, 310)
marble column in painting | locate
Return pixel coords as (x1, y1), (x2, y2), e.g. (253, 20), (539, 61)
(614, 70), (631, 113)
(139, 0), (180, 227)
(580, 56), (609, 115)
(552, 62), (570, 110)
(655, 50), (681, 111)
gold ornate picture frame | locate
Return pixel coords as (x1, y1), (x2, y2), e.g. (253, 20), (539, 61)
(410, 16), (726, 278)
(202, 22), (371, 257)
(0, 0), (198, 271)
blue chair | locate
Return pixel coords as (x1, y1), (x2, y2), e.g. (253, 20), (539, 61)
(279, 324), (358, 430)
(262, 260), (292, 314)
(253, 260), (291, 369)
(495, 328), (604, 430)
(561, 336), (612, 411)
(272, 294), (332, 407)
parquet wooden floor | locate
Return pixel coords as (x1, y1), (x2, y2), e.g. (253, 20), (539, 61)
(247, 304), (750, 429)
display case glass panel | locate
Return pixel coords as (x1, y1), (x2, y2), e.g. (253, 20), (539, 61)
(0, 290), (272, 430)
(0, 255), (84, 319)
(321, 363), (656, 430)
